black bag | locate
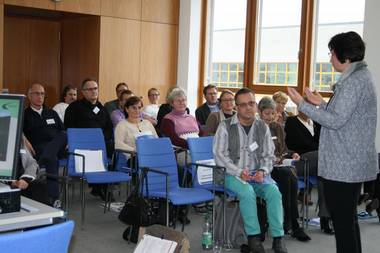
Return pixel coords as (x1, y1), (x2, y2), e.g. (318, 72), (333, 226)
(118, 171), (167, 227)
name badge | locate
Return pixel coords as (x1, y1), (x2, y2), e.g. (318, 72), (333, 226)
(271, 136), (277, 140)
(249, 142), (258, 152)
(46, 118), (55, 125)
(20, 149), (26, 154)
(93, 106), (100, 114)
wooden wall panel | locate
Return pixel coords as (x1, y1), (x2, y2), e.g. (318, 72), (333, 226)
(100, 0), (141, 20)
(4, 0), (55, 10)
(139, 22), (178, 104)
(3, 16), (60, 107)
(56, 0), (101, 15)
(142, 0), (179, 24)
(61, 16), (100, 91)
(98, 16), (141, 103)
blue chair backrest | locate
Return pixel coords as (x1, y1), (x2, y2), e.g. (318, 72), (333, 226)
(0, 220), (74, 253)
(187, 136), (214, 187)
(67, 128), (108, 177)
(136, 137), (179, 192)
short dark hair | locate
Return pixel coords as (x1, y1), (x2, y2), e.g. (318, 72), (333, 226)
(124, 96), (142, 109)
(119, 90), (133, 100)
(235, 88), (255, 103)
(81, 78), (98, 89)
(116, 82), (128, 91)
(60, 85), (77, 102)
(203, 84), (217, 96)
(328, 31), (365, 64)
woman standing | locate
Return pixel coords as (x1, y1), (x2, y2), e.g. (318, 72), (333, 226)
(288, 31), (378, 253)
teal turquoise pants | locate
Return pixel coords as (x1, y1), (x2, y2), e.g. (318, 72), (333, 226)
(225, 175), (284, 237)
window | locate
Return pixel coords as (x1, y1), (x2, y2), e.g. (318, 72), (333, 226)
(254, 0), (302, 87)
(206, 0), (247, 89)
(311, 0), (365, 92)
(201, 0), (367, 98)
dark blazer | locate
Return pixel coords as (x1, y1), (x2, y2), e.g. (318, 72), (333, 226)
(195, 103), (211, 126)
(284, 116), (321, 155)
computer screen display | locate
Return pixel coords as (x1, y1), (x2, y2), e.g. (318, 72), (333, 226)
(0, 94), (24, 180)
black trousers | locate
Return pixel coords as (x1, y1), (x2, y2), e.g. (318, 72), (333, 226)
(323, 178), (362, 253)
(271, 166), (299, 231)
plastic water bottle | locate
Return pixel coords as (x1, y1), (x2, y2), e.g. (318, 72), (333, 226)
(202, 214), (212, 250)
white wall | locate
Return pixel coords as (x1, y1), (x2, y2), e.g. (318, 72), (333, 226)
(363, 0), (380, 152)
(177, 0), (202, 114)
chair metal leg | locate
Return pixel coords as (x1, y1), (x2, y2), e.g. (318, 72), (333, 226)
(103, 185), (108, 214)
(181, 205), (189, 232)
(80, 178), (85, 229)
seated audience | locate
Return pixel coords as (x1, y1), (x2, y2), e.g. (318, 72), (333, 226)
(272, 91), (291, 126)
(64, 78), (114, 201)
(115, 96), (158, 154)
(284, 109), (333, 234)
(160, 88), (203, 149)
(11, 136), (50, 205)
(258, 97), (310, 241)
(156, 86), (190, 131)
(23, 83), (67, 204)
(53, 85), (77, 123)
(213, 88), (287, 253)
(104, 82), (129, 115)
(195, 84), (219, 126)
(204, 90), (235, 135)
(143, 88), (161, 121)
(111, 90), (134, 127)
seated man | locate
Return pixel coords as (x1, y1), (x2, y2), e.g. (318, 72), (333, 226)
(213, 88), (287, 253)
(64, 78), (114, 200)
(12, 136), (50, 206)
(104, 82), (129, 115)
(195, 84), (219, 126)
(23, 83), (67, 204)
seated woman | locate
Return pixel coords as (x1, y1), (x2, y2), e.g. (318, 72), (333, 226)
(258, 97), (310, 241)
(53, 85), (77, 123)
(272, 91), (292, 126)
(284, 104), (333, 235)
(160, 88), (204, 149)
(204, 90), (235, 135)
(114, 96), (158, 154)
(111, 90), (134, 127)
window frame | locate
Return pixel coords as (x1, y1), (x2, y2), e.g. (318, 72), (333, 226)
(199, 0), (336, 105)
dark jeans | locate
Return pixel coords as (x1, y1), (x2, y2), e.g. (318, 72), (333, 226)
(271, 166), (299, 231)
(323, 178), (362, 253)
(21, 180), (50, 205)
(34, 131), (67, 200)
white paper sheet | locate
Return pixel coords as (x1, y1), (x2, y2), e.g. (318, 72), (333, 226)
(133, 234), (177, 253)
(74, 149), (106, 173)
(195, 159), (215, 185)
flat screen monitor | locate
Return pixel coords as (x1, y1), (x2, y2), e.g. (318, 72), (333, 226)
(0, 94), (25, 181)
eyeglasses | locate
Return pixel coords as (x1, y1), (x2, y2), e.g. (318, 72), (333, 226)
(149, 93), (160, 97)
(83, 87), (98, 92)
(236, 101), (256, 109)
(30, 92), (45, 96)
(206, 92), (218, 96)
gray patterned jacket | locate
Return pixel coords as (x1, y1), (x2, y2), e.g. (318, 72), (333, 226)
(299, 61), (378, 183)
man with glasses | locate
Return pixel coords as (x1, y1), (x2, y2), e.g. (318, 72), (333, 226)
(65, 79), (114, 201)
(23, 83), (67, 207)
(104, 82), (129, 115)
(213, 88), (287, 253)
(195, 84), (219, 126)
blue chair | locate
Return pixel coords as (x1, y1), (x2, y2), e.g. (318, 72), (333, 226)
(0, 220), (74, 253)
(66, 128), (132, 228)
(136, 137), (214, 231)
